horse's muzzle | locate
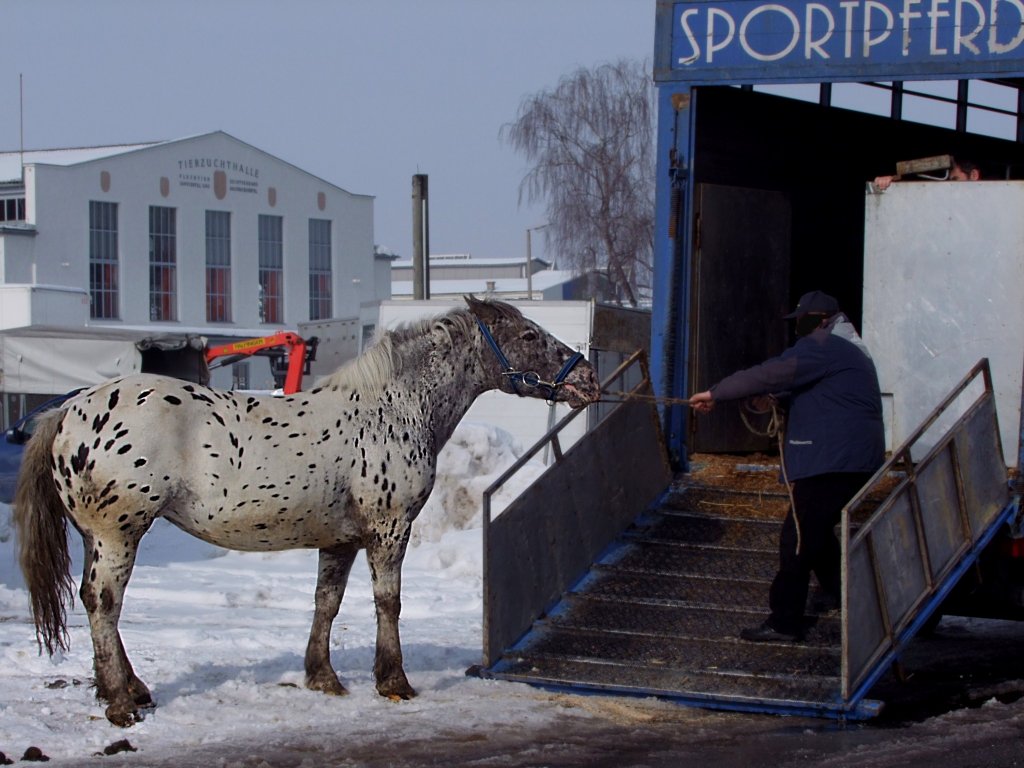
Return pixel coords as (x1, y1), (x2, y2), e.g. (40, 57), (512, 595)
(557, 367), (601, 409)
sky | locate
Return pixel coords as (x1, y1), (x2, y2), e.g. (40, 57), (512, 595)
(0, 0), (655, 268)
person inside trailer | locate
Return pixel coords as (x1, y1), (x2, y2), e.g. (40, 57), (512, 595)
(688, 291), (885, 643)
(872, 155), (981, 191)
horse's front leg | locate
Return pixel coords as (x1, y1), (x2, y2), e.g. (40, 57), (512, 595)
(304, 543), (359, 695)
(79, 531), (147, 727)
(366, 526), (416, 700)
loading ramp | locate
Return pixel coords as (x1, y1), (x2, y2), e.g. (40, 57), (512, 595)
(479, 357), (1015, 719)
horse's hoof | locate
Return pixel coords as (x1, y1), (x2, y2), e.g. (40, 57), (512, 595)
(377, 680), (416, 701)
(104, 704), (142, 728)
(306, 672), (349, 697)
(129, 679), (153, 708)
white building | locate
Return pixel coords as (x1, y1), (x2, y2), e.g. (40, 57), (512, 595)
(0, 132), (390, 423)
(390, 252), (617, 303)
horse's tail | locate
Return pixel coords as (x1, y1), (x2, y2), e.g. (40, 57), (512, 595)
(13, 409), (75, 655)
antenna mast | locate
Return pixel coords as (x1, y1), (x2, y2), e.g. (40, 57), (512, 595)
(19, 73), (25, 180)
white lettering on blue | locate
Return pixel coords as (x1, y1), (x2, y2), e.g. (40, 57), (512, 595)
(990, 0), (1024, 53)
(806, 4), (835, 59)
(863, 1), (895, 57)
(900, 0), (922, 55)
(740, 4), (801, 61)
(675, 0), (1024, 66)
(707, 7), (737, 62)
(956, 0), (986, 54)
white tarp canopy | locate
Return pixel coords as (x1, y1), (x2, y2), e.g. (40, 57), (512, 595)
(0, 327), (207, 394)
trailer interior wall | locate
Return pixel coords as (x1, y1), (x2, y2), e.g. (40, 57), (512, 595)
(665, 86), (1024, 457)
(691, 87), (1024, 328)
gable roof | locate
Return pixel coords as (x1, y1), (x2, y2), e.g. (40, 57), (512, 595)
(0, 142), (160, 183)
(0, 131), (370, 198)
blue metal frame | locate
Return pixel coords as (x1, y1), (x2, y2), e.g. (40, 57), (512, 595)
(650, 85), (694, 469)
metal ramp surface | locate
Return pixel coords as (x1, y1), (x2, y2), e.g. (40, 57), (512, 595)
(481, 358), (1015, 719)
(487, 477), (872, 718)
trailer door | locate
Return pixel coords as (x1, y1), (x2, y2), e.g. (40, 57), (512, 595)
(863, 180), (1024, 466)
(690, 183), (791, 454)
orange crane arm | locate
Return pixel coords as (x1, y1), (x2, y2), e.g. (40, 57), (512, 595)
(205, 332), (317, 394)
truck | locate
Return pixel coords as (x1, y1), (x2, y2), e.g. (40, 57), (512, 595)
(475, 3), (1024, 719)
(2, 332), (318, 503)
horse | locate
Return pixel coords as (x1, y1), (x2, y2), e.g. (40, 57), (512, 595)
(14, 296), (600, 726)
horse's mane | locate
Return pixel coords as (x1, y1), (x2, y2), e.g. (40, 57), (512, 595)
(316, 300), (523, 394)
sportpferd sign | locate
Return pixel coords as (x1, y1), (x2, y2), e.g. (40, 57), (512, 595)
(655, 0), (1024, 82)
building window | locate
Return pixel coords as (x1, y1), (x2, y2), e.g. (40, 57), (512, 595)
(89, 201), (119, 319)
(0, 197), (25, 222)
(149, 206), (177, 321)
(308, 218), (332, 320)
(205, 210), (231, 322)
(258, 214), (283, 323)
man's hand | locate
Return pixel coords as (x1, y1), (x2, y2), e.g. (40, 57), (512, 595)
(689, 390), (715, 414)
(873, 175), (897, 191)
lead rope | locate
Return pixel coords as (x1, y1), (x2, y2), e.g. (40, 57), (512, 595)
(601, 388), (802, 553)
(741, 399), (802, 556)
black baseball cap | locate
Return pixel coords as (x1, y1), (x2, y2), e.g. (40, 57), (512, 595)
(783, 290), (840, 319)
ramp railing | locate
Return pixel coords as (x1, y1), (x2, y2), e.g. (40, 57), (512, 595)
(481, 350), (672, 667)
(841, 358), (1013, 704)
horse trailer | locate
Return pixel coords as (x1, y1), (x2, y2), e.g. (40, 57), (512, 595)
(480, 1), (1024, 718)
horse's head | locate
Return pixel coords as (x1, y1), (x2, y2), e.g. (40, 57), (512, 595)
(465, 296), (601, 409)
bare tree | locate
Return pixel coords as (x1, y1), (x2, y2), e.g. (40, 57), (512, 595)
(502, 59), (654, 307)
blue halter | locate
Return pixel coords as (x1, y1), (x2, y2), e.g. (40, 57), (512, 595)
(475, 317), (584, 402)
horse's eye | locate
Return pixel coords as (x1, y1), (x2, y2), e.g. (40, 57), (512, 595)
(521, 330), (538, 342)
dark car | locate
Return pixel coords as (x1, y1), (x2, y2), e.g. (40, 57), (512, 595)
(0, 390), (83, 504)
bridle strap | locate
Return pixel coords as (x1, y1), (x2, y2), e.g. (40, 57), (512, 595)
(553, 351), (584, 385)
(475, 317), (583, 397)
(476, 317), (514, 373)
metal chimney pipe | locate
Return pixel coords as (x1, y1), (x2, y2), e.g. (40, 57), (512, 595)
(412, 174), (430, 300)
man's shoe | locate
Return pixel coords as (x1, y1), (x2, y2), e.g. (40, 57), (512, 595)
(739, 622), (802, 643)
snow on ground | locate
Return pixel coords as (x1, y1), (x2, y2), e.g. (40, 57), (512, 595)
(5, 420), (1024, 767)
(0, 422), (591, 766)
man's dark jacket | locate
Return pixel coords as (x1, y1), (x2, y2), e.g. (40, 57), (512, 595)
(709, 319), (885, 482)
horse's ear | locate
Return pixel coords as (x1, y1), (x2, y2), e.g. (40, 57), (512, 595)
(465, 294), (498, 324)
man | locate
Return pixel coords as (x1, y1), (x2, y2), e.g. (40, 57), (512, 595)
(689, 291), (885, 642)
(873, 155), (981, 190)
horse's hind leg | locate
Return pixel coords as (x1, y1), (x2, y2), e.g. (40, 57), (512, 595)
(79, 529), (148, 726)
(304, 543), (359, 695)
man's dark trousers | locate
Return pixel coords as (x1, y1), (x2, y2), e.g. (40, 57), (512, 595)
(767, 472), (873, 636)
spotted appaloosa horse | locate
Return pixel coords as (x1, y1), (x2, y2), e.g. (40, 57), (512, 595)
(14, 296), (600, 726)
